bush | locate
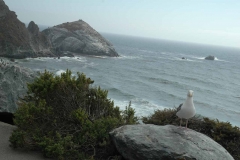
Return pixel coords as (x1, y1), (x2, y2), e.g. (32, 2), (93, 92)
(10, 69), (137, 160)
(142, 108), (240, 160)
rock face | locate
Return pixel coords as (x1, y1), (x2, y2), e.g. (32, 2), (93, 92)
(205, 55), (215, 60)
(109, 124), (234, 160)
(0, 0), (54, 58)
(0, 59), (38, 113)
(42, 20), (119, 57)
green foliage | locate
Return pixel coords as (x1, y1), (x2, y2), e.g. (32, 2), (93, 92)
(10, 69), (137, 159)
(122, 101), (138, 124)
(142, 108), (240, 160)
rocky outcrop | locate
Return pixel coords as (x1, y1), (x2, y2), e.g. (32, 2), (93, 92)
(205, 55), (215, 60)
(26, 21), (54, 57)
(110, 124), (234, 160)
(0, 59), (38, 113)
(42, 20), (119, 57)
(0, 0), (54, 58)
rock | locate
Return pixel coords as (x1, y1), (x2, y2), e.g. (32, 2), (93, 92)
(0, 59), (38, 113)
(0, 112), (14, 125)
(27, 21), (40, 35)
(0, 0), (54, 59)
(27, 21), (55, 57)
(205, 55), (215, 60)
(42, 20), (119, 57)
(9, 58), (15, 62)
(109, 124), (234, 160)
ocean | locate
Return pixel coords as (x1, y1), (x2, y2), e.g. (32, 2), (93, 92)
(15, 33), (240, 127)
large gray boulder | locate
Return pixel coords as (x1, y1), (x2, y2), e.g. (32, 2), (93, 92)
(0, 59), (37, 113)
(110, 124), (234, 160)
(42, 20), (119, 57)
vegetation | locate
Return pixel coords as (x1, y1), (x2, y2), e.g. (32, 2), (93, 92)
(10, 70), (137, 160)
(142, 108), (240, 160)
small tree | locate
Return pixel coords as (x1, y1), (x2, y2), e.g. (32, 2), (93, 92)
(10, 69), (137, 159)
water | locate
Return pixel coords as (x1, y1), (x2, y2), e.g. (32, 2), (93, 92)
(15, 33), (240, 127)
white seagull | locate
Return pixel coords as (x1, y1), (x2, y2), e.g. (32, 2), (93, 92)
(176, 90), (196, 128)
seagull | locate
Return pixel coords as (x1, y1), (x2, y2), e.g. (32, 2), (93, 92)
(176, 90), (195, 128)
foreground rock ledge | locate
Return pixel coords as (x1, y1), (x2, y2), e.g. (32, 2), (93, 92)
(109, 124), (234, 160)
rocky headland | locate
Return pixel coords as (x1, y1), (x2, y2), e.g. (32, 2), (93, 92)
(42, 20), (119, 57)
(0, 0), (118, 58)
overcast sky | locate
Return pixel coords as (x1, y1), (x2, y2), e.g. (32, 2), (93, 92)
(4, 0), (240, 48)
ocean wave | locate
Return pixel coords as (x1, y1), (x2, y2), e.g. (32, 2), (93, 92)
(137, 49), (158, 54)
(148, 77), (176, 85)
(24, 56), (88, 63)
(156, 56), (202, 62)
(108, 87), (135, 99)
(82, 62), (98, 69)
(90, 55), (108, 59)
(117, 55), (142, 60)
(56, 70), (66, 75)
(214, 58), (230, 62)
(192, 56), (205, 60)
(113, 98), (167, 117)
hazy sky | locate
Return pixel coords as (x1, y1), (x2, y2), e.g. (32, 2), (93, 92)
(4, 0), (240, 48)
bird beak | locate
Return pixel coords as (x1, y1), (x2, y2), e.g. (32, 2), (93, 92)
(188, 90), (193, 97)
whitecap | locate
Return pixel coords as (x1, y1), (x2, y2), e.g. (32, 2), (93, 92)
(117, 55), (141, 60)
(112, 98), (167, 118)
(56, 70), (65, 75)
(193, 57), (205, 60)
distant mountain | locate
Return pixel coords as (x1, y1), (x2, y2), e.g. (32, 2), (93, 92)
(42, 20), (119, 57)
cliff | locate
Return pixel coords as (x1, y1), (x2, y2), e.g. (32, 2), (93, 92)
(42, 20), (119, 57)
(0, 0), (54, 58)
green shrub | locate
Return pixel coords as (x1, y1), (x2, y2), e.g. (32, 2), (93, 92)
(10, 69), (137, 160)
(142, 108), (240, 160)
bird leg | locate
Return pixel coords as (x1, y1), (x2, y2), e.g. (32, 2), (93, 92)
(179, 118), (182, 127)
(185, 119), (188, 128)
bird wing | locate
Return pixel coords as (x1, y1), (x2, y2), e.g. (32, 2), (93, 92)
(177, 103), (183, 112)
